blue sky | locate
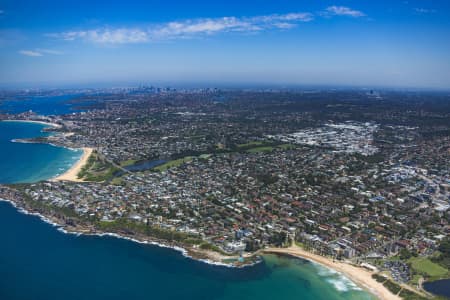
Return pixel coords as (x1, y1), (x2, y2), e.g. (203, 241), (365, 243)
(0, 0), (449, 89)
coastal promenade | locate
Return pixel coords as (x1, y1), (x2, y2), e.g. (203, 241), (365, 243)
(263, 246), (401, 300)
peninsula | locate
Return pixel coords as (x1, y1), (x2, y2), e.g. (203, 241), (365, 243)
(1, 88), (448, 300)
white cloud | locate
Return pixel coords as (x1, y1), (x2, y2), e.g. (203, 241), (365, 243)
(47, 8), (368, 45)
(38, 48), (64, 55)
(48, 12), (315, 44)
(86, 28), (148, 43)
(414, 8), (436, 14)
(48, 28), (149, 43)
(325, 6), (366, 17)
(273, 22), (297, 29)
(19, 49), (63, 57)
(19, 50), (43, 57)
(252, 13), (314, 23)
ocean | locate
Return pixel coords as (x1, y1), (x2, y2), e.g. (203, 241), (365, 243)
(0, 201), (374, 300)
(0, 120), (375, 300)
(0, 121), (82, 183)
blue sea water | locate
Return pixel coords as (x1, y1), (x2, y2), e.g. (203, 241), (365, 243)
(0, 94), (85, 115)
(0, 201), (374, 300)
(0, 121), (82, 183)
(0, 121), (375, 300)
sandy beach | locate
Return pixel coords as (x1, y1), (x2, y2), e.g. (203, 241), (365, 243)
(263, 246), (401, 300)
(2, 119), (62, 128)
(51, 147), (93, 182)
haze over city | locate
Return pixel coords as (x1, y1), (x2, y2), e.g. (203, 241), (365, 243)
(1, 0), (450, 89)
(1, 1), (450, 300)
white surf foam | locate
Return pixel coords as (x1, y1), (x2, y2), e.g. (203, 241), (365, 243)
(0, 199), (259, 269)
(312, 261), (362, 292)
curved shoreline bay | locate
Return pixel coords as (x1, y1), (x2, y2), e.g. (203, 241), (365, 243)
(0, 121), (377, 300)
(0, 121), (82, 183)
(51, 147), (94, 182)
(0, 200), (375, 300)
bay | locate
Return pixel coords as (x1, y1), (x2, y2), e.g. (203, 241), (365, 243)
(0, 201), (374, 300)
(0, 121), (82, 183)
(0, 94), (86, 116)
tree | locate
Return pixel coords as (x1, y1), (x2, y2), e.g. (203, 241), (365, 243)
(399, 248), (412, 260)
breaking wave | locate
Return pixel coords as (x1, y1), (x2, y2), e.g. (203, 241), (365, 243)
(313, 262), (362, 292)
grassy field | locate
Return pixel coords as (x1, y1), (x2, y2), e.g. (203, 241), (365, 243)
(110, 177), (124, 185)
(119, 159), (137, 167)
(277, 144), (297, 150)
(237, 141), (265, 148)
(151, 142), (297, 171)
(153, 156), (193, 171)
(246, 144), (296, 153)
(408, 257), (449, 279)
(77, 153), (120, 182)
(237, 140), (297, 154)
(410, 274), (422, 285)
(246, 146), (275, 153)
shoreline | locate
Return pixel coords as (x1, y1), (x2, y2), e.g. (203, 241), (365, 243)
(51, 147), (94, 182)
(0, 198), (255, 269)
(1, 119), (62, 128)
(0, 118), (428, 298)
(3, 119), (94, 182)
(263, 246), (401, 300)
(0, 196), (418, 299)
(0, 189), (404, 299)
